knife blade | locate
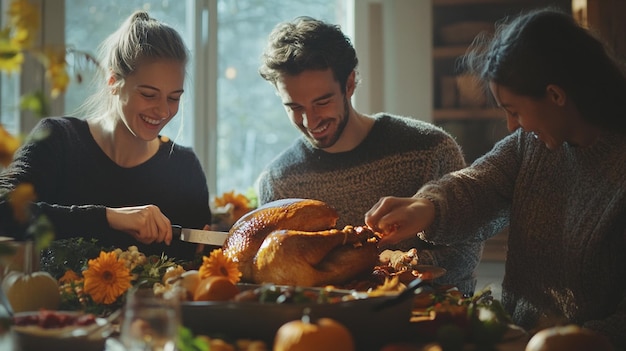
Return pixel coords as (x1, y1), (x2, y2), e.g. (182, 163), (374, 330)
(172, 225), (229, 246)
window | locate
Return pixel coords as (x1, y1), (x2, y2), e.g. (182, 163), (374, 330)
(0, 0), (20, 135)
(214, 1), (347, 196)
(0, 73), (18, 135)
(64, 0), (198, 155)
(61, 0), (347, 198)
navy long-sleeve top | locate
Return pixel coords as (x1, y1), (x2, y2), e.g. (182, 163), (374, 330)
(0, 117), (211, 261)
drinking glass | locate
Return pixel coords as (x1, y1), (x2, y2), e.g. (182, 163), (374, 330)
(120, 288), (180, 351)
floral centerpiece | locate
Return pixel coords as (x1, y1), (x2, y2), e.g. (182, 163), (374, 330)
(55, 244), (180, 315)
(46, 237), (242, 315)
(19, 240), (264, 351)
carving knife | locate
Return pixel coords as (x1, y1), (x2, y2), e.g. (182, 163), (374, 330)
(172, 225), (229, 246)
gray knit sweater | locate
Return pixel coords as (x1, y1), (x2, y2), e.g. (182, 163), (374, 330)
(418, 128), (626, 348)
(256, 113), (484, 295)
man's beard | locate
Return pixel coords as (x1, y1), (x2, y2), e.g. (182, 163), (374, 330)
(307, 96), (350, 149)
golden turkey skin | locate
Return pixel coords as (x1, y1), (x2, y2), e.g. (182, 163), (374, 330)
(223, 198), (379, 286)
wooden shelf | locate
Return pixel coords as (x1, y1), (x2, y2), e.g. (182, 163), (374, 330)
(434, 108), (503, 121)
(433, 45), (468, 59)
(431, 0), (570, 162)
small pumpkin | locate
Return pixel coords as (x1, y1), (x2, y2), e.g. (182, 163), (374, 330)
(525, 325), (614, 351)
(274, 309), (355, 351)
(1, 269), (61, 313)
(0, 240), (60, 313)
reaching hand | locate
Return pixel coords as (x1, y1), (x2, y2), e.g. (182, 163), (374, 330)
(106, 205), (173, 245)
(364, 196), (436, 246)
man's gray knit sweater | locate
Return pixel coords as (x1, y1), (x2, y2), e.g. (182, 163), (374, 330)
(418, 128), (626, 348)
(257, 113), (484, 295)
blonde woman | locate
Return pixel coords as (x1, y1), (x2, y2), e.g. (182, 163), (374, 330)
(0, 11), (210, 260)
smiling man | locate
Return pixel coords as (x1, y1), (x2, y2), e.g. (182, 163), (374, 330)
(255, 16), (484, 296)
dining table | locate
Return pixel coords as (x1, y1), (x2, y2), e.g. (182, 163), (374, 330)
(0, 331), (532, 351)
(0, 281), (535, 351)
(0, 332), (532, 351)
(0, 236), (534, 351)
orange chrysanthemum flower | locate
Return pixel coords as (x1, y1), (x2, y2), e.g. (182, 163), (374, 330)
(58, 269), (81, 284)
(214, 191), (253, 222)
(83, 251), (132, 305)
(199, 249), (241, 284)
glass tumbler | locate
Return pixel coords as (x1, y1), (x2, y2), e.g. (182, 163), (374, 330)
(120, 288), (180, 351)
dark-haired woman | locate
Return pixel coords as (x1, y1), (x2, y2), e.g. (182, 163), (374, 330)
(365, 8), (626, 348)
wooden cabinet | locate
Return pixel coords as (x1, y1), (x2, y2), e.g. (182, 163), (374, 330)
(431, 0), (571, 163)
(587, 0), (626, 60)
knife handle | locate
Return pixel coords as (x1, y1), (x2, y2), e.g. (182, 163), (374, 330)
(171, 225), (182, 239)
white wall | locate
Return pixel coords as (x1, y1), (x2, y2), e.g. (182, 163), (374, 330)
(352, 0), (433, 121)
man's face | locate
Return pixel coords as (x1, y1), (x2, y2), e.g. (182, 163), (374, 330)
(275, 68), (350, 150)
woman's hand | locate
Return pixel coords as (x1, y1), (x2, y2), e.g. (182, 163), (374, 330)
(106, 205), (173, 245)
(365, 196), (436, 246)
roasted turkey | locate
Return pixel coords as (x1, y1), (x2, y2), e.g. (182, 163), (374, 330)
(223, 198), (380, 286)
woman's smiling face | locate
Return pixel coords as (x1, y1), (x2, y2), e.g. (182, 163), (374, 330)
(489, 82), (571, 150)
(115, 58), (185, 141)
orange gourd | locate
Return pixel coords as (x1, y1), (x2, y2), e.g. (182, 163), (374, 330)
(193, 276), (239, 301)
